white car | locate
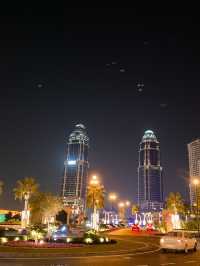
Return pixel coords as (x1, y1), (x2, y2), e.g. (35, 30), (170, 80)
(160, 230), (197, 253)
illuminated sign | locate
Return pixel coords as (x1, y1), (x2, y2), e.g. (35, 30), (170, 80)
(68, 160), (76, 165)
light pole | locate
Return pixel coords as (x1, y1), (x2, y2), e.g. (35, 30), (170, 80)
(90, 175), (99, 231)
(109, 193), (117, 211)
(193, 179), (199, 235)
(118, 200), (130, 224)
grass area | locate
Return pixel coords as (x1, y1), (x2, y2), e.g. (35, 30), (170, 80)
(0, 239), (143, 255)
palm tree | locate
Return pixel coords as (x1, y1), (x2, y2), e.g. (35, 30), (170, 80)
(166, 192), (184, 214)
(86, 183), (105, 210)
(13, 177), (39, 226)
(131, 204), (139, 224)
(40, 193), (63, 233)
(30, 192), (63, 233)
(63, 206), (73, 226)
(86, 181), (105, 230)
(0, 181), (4, 196)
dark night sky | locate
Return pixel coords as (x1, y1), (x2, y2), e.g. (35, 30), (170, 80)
(0, 8), (199, 209)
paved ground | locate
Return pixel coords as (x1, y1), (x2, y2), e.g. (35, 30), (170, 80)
(1, 228), (200, 265)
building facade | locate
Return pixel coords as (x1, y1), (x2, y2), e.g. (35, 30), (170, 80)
(188, 139), (200, 206)
(138, 130), (163, 211)
(62, 124), (89, 212)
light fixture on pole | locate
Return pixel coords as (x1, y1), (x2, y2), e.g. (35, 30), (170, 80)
(109, 193), (117, 212)
(193, 178), (200, 235)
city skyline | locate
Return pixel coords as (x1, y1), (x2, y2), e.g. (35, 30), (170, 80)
(1, 10), (200, 209)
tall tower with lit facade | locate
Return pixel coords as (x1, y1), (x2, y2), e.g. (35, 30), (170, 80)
(62, 124), (89, 212)
(188, 139), (200, 206)
(138, 130), (163, 211)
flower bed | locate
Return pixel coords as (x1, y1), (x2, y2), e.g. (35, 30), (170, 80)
(4, 240), (83, 248)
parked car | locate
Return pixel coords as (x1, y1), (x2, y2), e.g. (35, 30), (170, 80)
(160, 230), (197, 253)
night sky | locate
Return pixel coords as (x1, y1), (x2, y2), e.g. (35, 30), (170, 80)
(0, 8), (199, 209)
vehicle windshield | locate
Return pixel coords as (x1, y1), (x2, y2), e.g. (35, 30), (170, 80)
(167, 231), (182, 237)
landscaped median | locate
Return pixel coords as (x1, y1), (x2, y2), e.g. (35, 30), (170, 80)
(0, 236), (149, 258)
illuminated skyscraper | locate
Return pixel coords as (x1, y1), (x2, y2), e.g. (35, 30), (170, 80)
(188, 139), (200, 206)
(62, 124), (89, 211)
(138, 130), (163, 211)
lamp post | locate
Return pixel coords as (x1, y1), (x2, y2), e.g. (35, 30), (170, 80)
(118, 201), (130, 224)
(109, 193), (117, 211)
(193, 179), (199, 235)
(90, 175), (99, 231)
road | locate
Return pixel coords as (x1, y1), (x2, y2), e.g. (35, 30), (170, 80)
(0, 228), (200, 266)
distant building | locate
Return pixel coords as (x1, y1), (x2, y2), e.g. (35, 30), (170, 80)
(188, 139), (200, 206)
(62, 124), (89, 213)
(138, 130), (163, 211)
(0, 209), (21, 223)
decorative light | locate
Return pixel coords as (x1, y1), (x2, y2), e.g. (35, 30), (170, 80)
(99, 237), (104, 243)
(1, 237), (8, 243)
(193, 179), (199, 185)
(66, 237), (72, 243)
(125, 201), (130, 206)
(61, 225), (67, 232)
(39, 240), (44, 244)
(85, 237), (93, 244)
(14, 237), (20, 241)
(118, 202), (125, 207)
(160, 238), (164, 243)
(68, 160), (76, 165)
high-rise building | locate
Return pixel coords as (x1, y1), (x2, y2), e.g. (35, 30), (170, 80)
(188, 139), (200, 206)
(62, 124), (89, 212)
(138, 130), (163, 211)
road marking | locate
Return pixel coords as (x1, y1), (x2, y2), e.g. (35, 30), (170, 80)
(0, 247), (161, 260)
(123, 256), (131, 259)
(184, 261), (197, 264)
(161, 263), (176, 265)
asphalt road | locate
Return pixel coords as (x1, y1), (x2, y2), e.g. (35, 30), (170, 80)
(1, 229), (200, 266)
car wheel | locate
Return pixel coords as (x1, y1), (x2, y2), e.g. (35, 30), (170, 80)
(184, 244), (188, 254)
(193, 243), (197, 252)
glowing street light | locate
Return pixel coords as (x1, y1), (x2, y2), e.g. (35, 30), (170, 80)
(193, 179), (199, 185)
(90, 175), (99, 185)
(125, 201), (130, 207)
(118, 202), (125, 208)
(109, 193), (117, 201)
(109, 193), (117, 212)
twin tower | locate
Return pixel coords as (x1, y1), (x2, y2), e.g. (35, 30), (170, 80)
(61, 125), (164, 212)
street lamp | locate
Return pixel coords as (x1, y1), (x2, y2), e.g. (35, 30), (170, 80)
(193, 179), (199, 235)
(118, 202), (125, 208)
(109, 193), (117, 211)
(90, 175), (99, 185)
(125, 201), (130, 207)
(90, 175), (99, 230)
